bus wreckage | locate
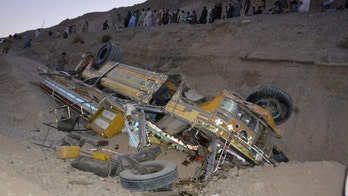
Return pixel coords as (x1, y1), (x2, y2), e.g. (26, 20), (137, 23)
(39, 42), (293, 182)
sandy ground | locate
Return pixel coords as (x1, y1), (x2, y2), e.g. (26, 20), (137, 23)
(0, 1), (347, 195)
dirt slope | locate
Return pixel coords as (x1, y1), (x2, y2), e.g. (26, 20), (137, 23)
(0, 51), (346, 196)
(17, 9), (348, 165)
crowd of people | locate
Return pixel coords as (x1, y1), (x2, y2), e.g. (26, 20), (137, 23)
(116, 0), (331, 28)
(118, 3), (245, 28)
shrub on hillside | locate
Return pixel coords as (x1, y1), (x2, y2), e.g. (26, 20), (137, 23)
(72, 34), (85, 44)
(101, 34), (112, 43)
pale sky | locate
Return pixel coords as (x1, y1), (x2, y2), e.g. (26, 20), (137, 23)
(0, 0), (146, 38)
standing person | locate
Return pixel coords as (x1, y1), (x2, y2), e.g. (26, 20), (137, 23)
(128, 11), (137, 27)
(64, 26), (69, 38)
(223, 5), (228, 19)
(151, 9), (158, 25)
(185, 11), (191, 23)
(54, 30), (61, 38)
(56, 52), (68, 71)
(35, 29), (40, 38)
(173, 9), (180, 23)
(144, 8), (152, 26)
(23, 38), (32, 49)
(227, 3), (234, 18)
(178, 10), (186, 23)
(244, 0), (251, 15)
(124, 11), (132, 28)
(103, 20), (109, 30)
(71, 24), (77, 34)
(214, 3), (223, 20)
(232, 0), (243, 17)
(158, 8), (165, 25)
(162, 9), (170, 25)
(135, 9), (140, 25)
(2, 35), (13, 54)
(298, 0), (310, 12)
(209, 7), (216, 23)
(137, 8), (146, 26)
(85, 21), (89, 32)
(82, 21), (89, 33)
(199, 6), (208, 24)
(190, 10), (198, 24)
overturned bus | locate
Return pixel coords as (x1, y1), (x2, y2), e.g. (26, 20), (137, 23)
(39, 42), (293, 180)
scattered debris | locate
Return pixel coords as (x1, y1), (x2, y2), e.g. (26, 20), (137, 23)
(56, 146), (80, 159)
(68, 180), (93, 186)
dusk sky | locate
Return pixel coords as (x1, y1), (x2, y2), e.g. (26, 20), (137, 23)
(0, 0), (146, 38)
